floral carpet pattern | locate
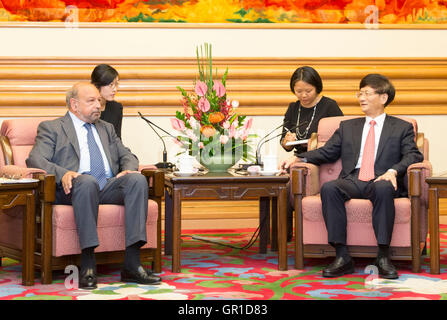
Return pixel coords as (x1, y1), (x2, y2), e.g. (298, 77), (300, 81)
(1, 227), (447, 300)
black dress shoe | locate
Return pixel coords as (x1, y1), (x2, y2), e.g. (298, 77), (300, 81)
(374, 256), (398, 279)
(79, 267), (97, 290)
(322, 256), (355, 278)
(121, 266), (162, 285)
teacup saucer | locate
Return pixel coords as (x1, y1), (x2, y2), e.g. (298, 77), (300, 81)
(259, 170), (280, 176)
(173, 171), (196, 177)
(173, 168), (198, 177)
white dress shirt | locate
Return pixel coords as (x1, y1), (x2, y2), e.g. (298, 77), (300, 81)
(355, 112), (386, 169)
(68, 111), (112, 178)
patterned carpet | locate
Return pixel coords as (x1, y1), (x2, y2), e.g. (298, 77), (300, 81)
(1, 227), (447, 301)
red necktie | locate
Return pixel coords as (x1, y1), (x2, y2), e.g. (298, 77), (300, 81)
(358, 120), (376, 181)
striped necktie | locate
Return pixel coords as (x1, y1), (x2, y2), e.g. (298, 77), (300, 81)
(84, 123), (107, 190)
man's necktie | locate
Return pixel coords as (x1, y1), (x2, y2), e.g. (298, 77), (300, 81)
(84, 123), (107, 190)
(358, 120), (376, 181)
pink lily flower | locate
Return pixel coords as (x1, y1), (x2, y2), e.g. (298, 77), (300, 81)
(171, 118), (186, 131)
(229, 124), (236, 138)
(186, 129), (198, 142)
(220, 135), (229, 144)
(195, 81), (208, 97)
(243, 118), (253, 130)
(189, 117), (199, 130)
(198, 97), (210, 112)
(213, 80), (226, 97)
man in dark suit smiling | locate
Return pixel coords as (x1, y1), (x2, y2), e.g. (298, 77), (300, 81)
(26, 82), (161, 289)
(282, 74), (423, 279)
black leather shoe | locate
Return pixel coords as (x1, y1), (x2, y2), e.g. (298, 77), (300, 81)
(374, 256), (399, 279)
(79, 267), (97, 290)
(322, 256), (355, 278)
(121, 266), (162, 285)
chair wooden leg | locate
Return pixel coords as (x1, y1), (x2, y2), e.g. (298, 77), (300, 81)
(153, 252), (162, 273)
(41, 202), (53, 284)
(164, 189), (173, 256)
(153, 197), (162, 273)
(410, 170), (421, 273)
(294, 194), (304, 270)
(259, 197), (270, 254)
(271, 197), (278, 252)
(412, 252), (421, 273)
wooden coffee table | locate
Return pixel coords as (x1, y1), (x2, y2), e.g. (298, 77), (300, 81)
(426, 171), (447, 274)
(0, 180), (39, 285)
(164, 171), (289, 273)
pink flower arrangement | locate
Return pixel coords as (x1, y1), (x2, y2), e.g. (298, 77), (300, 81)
(172, 43), (255, 166)
(195, 81), (208, 96)
(170, 118), (186, 131)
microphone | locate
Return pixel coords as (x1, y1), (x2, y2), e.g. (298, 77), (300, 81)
(138, 112), (174, 169)
(256, 123), (300, 166)
(237, 122), (289, 170)
(255, 122), (293, 166)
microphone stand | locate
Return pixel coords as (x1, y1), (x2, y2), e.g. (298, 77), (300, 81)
(138, 112), (174, 169)
(256, 123), (300, 166)
(255, 123), (285, 165)
(238, 123), (285, 170)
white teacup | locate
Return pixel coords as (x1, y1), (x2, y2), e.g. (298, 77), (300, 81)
(247, 165), (261, 175)
(262, 154), (278, 172)
(177, 154), (195, 173)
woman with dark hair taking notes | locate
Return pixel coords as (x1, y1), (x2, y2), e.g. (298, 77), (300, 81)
(280, 66), (343, 241)
(91, 64), (123, 139)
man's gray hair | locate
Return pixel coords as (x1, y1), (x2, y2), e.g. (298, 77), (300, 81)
(66, 82), (86, 108)
(66, 86), (78, 108)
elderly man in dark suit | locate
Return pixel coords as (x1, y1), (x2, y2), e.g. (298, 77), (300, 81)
(282, 74), (423, 279)
(26, 82), (161, 289)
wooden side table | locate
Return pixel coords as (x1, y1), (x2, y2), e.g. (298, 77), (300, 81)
(0, 181), (39, 286)
(426, 172), (447, 274)
(164, 172), (289, 273)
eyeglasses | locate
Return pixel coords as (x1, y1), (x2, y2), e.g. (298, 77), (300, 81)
(107, 80), (119, 89)
(355, 91), (378, 98)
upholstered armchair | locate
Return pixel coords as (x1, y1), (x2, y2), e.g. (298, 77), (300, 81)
(290, 116), (432, 273)
(0, 118), (164, 284)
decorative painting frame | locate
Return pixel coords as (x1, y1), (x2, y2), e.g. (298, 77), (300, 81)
(1, 0), (447, 28)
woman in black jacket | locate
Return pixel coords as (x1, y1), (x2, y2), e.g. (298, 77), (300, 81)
(91, 64), (123, 139)
(280, 66), (344, 241)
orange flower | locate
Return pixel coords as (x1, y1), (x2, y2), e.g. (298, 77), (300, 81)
(209, 111), (225, 124)
(200, 125), (216, 138)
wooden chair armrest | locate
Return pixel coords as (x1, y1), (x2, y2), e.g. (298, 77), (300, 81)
(141, 168), (165, 198)
(291, 167), (306, 195)
(290, 162), (320, 196)
(34, 173), (56, 203)
(0, 165), (46, 179)
(0, 136), (13, 165)
(408, 160), (432, 208)
(0, 165), (55, 202)
(138, 164), (157, 171)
